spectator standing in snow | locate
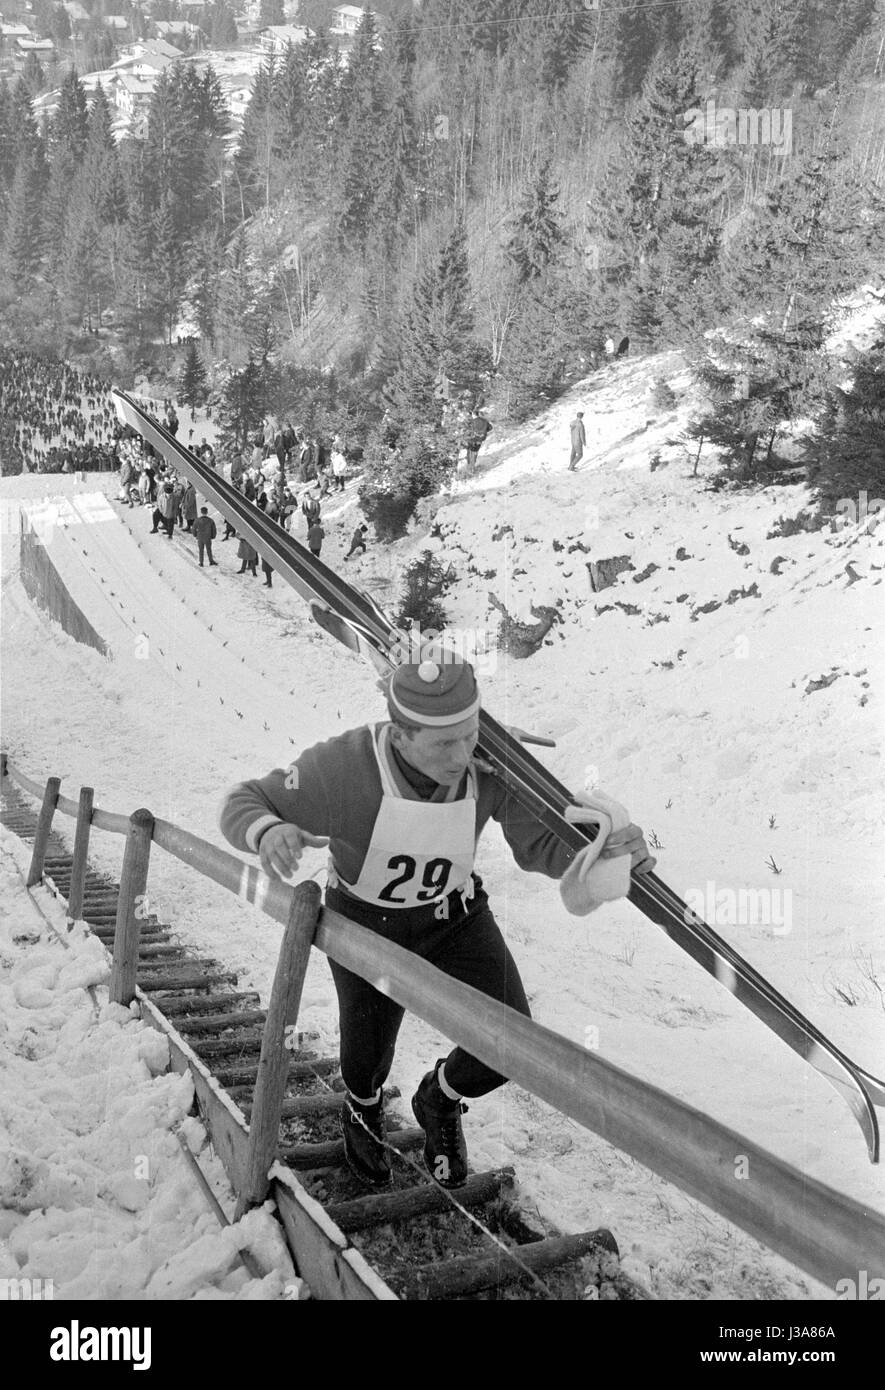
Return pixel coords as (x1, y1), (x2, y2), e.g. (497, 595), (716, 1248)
(307, 521), (325, 558)
(194, 509), (218, 567)
(568, 412), (587, 471)
(330, 447), (348, 491)
(154, 481), (177, 537)
(464, 412), (492, 472)
(261, 558), (274, 588)
(181, 480), (198, 532)
(237, 538), (258, 575)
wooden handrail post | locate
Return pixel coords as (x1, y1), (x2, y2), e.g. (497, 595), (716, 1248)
(235, 881), (321, 1220)
(67, 786), (95, 926)
(110, 808), (154, 1006)
(26, 776), (62, 887)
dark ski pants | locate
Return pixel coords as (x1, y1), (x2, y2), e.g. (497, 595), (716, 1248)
(197, 540), (214, 565)
(325, 881), (530, 1100)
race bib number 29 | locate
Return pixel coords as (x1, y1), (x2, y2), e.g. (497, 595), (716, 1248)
(378, 855), (453, 904)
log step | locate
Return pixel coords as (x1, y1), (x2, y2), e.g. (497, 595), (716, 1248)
(395, 1228), (619, 1301)
(137, 955), (221, 971)
(92, 927), (171, 942)
(176, 1009), (268, 1035)
(216, 1055), (338, 1089)
(136, 944), (190, 960)
(190, 1031), (267, 1059)
(147, 990), (262, 1016)
(243, 1091), (347, 1119)
(138, 972), (238, 992)
(279, 1125), (424, 1170)
(326, 1168), (515, 1234)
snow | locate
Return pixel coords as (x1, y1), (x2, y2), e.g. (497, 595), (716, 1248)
(0, 829), (305, 1301)
(2, 303), (883, 1300)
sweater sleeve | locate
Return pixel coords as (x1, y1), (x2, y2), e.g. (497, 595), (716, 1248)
(218, 741), (338, 854)
(480, 773), (574, 880)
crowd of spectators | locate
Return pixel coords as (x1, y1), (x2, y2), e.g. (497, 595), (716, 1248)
(0, 350), (166, 475)
(120, 412), (368, 580)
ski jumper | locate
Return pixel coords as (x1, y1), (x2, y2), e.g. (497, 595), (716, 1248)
(220, 722), (574, 1098)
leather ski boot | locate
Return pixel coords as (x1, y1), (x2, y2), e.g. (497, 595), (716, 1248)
(411, 1061), (468, 1189)
(340, 1093), (391, 1187)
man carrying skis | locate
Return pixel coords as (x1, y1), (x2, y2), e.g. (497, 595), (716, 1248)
(219, 655), (655, 1189)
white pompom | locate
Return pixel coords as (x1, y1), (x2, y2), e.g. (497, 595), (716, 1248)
(417, 659), (440, 683)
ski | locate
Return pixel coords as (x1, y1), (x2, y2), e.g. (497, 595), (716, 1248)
(113, 389), (885, 1161)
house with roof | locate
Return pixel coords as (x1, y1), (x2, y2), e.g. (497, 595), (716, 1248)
(15, 35), (55, 58)
(154, 20), (202, 44)
(115, 71), (155, 123)
(258, 24), (309, 57)
(1, 21), (34, 42)
(330, 5), (366, 36)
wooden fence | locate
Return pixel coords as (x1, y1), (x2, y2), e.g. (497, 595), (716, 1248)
(3, 752), (883, 1297)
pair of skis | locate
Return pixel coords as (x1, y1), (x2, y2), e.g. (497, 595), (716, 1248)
(113, 389), (885, 1162)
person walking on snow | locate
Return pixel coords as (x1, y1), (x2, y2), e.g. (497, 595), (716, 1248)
(568, 411), (586, 471)
(194, 508), (218, 567)
(344, 523), (368, 560)
(307, 520), (325, 557)
(219, 654), (655, 1189)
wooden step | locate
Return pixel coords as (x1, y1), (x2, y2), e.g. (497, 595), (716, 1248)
(216, 1055), (338, 1089)
(147, 990), (261, 1016)
(138, 972), (238, 992)
(176, 1009), (268, 1035)
(190, 1030), (267, 1059)
(279, 1125), (424, 1170)
(326, 1168), (514, 1234)
(395, 1228), (619, 1301)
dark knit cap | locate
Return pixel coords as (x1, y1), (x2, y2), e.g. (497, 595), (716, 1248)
(387, 654), (480, 728)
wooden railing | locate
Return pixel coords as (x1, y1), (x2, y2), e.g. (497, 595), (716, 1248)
(3, 751), (883, 1294)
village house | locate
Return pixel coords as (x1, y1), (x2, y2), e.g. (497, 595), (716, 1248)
(258, 24), (310, 57)
(330, 5), (368, 37)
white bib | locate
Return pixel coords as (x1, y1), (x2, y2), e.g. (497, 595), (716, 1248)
(333, 725), (477, 910)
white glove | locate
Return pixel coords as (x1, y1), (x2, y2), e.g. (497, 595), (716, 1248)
(559, 791), (632, 916)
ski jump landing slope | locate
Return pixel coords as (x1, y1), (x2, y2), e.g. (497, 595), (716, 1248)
(16, 491), (288, 723)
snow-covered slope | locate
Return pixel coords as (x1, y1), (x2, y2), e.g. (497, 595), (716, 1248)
(2, 319), (883, 1299)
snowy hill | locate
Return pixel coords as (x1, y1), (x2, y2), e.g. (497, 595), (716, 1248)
(1, 317), (883, 1301)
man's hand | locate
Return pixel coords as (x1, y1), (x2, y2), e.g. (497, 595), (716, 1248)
(258, 823), (329, 880)
(564, 804), (657, 875)
(600, 823), (656, 874)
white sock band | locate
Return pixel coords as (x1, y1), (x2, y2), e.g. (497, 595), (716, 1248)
(436, 1063), (462, 1102)
(349, 1089), (381, 1107)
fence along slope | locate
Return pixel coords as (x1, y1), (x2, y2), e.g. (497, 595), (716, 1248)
(3, 755), (883, 1292)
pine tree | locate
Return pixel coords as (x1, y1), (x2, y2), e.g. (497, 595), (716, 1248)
(20, 53), (46, 97)
(48, 68), (89, 165)
(189, 227), (225, 346)
(3, 146), (47, 286)
(590, 44), (725, 346)
(217, 356), (266, 454)
(149, 193), (184, 344)
(179, 342), (209, 409)
(62, 174), (110, 331)
(506, 159), (565, 286)
(396, 550), (455, 631)
(385, 221), (480, 425)
(234, 58), (277, 214)
(807, 348), (885, 512)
